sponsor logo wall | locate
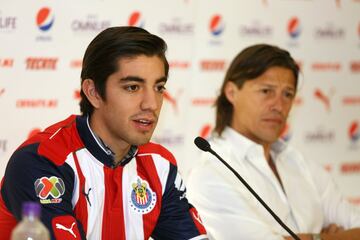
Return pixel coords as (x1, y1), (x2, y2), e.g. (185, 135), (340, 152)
(1, 0), (360, 203)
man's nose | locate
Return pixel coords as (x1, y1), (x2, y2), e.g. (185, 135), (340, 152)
(140, 89), (159, 111)
(270, 94), (285, 112)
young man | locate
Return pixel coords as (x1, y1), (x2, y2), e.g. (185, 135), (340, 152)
(0, 26), (207, 240)
(187, 44), (360, 240)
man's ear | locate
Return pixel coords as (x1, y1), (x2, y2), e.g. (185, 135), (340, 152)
(82, 79), (101, 109)
(224, 81), (237, 104)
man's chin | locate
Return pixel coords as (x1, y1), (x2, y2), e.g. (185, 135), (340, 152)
(130, 135), (153, 146)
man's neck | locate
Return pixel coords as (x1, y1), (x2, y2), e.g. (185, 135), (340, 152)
(88, 116), (131, 165)
(262, 144), (271, 163)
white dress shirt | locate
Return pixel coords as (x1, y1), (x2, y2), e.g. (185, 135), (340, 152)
(187, 127), (360, 240)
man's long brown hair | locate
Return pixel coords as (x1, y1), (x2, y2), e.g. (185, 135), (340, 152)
(214, 44), (299, 136)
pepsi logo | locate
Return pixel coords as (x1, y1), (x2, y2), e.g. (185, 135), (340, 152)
(128, 11), (144, 28)
(36, 7), (55, 32)
(280, 123), (292, 142)
(349, 121), (359, 143)
(209, 14), (224, 36)
(287, 17), (301, 38)
(199, 124), (212, 139)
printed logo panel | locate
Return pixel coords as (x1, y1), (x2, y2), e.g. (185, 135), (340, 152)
(34, 176), (65, 204)
(129, 177), (156, 214)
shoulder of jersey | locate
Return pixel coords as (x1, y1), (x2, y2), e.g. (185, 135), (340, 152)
(138, 142), (177, 166)
(18, 115), (84, 166)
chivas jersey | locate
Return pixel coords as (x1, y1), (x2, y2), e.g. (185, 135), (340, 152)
(0, 115), (207, 240)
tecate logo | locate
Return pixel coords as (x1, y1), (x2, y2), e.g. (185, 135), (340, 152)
(200, 60), (226, 71)
(311, 62), (341, 71)
(26, 57), (58, 70)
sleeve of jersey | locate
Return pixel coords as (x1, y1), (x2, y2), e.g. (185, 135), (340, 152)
(151, 163), (207, 240)
(1, 143), (86, 240)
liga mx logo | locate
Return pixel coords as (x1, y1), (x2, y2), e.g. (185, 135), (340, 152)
(36, 7), (55, 31)
(209, 14), (225, 36)
(287, 17), (301, 39)
(130, 177), (156, 214)
(34, 176), (65, 204)
(128, 11), (144, 28)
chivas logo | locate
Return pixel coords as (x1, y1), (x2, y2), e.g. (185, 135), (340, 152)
(129, 177), (156, 214)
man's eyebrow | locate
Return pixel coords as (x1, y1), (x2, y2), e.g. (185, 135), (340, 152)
(119, 76), (168, 83)
(257, 82), (295, 91)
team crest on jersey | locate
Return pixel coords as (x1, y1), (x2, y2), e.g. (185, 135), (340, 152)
(34, 176), (65, 204)
(129, 177), (156, 214)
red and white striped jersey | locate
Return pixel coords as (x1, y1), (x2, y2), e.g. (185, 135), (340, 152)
(0, 115), (207, 240)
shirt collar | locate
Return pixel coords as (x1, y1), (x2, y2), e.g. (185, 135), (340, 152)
(76, 115), (138, 168)
(220, 126), (288, 162)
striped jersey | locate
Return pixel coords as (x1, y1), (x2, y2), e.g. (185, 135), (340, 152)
(0, 115), (207, 240)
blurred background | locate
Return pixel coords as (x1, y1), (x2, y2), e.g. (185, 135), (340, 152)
(0, 0), (359, 204)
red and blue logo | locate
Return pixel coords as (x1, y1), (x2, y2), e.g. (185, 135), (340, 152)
(130, 177), (156, 214)
(280, 123), (292, 142)
(209, 14), (224, 36)
(287, 17), (301, 38)
(128, 11), (144, 28)
(36, 7), (54, 32)
(349, 121), (359, 143)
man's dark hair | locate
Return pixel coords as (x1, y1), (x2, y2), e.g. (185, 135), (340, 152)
(214, 43), (299, 136)
(80, 26), (169, 116)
